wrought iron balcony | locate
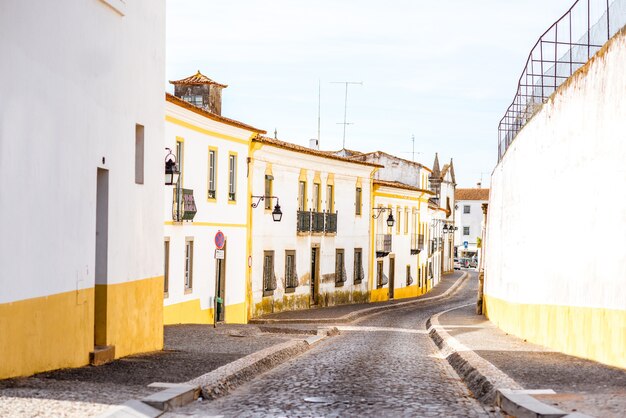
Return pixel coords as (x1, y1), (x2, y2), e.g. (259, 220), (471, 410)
(410, 233), (424, 255)
(375, 234), (392, 258)
(312, 211), (325, 233)
(172, 187), (197, 222)
(297, 210), (311, 233)
(324, 212), (337, 233)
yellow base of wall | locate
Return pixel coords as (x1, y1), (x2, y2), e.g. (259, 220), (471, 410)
(370, 287), (389, 302)
(394, 284), (429, 300)
(164, 299), (247, 325)
(484, 294), (626, 369)
(0, 276), (164, 379)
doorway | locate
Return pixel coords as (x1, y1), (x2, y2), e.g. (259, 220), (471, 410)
(310, 246), (319, 305)
(215, 242), (226, 323)
(94, 168), (109, 346)
(389, 256), (395, 299)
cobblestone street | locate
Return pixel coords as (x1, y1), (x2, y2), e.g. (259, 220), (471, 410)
(168, 274), (496, 417)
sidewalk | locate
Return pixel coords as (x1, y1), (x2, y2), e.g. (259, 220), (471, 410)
(0, 325), (312, 417)
(431, 302), (626, 417)
(252, 270), (467, 323)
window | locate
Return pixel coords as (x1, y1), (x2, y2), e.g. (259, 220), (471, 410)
(404, 208), (410, 234)
(263, 251), (276, 296)
(464, 205), (471, 214)
(396, 208), (401, 234)
(228, 153), (237, 201)
(298, 181), (307, 211)
(312, 183), (320, 212)
(183, 94), (203, 107)
(184, 238), (194, 291)
(335, 249), (346, 286)
(326, 185), (334, 212)
(176, 139), (184, 186)
(354, 248), (364, 284)
(355, 187), (362, 215)
(164, 239), (170, 296)
(285, 250), (297, 291)
(264, 175), (273, 209)
(377, 260), (384, 288)
(208, 149), (217, 199)
(463, 226), (470, 236)
(406, 265), (413, 286)
(135, 124), (144, 184)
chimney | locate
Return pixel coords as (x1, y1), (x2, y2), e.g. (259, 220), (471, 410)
(309, 138), (319, 150)
(477, 182), (482, 188)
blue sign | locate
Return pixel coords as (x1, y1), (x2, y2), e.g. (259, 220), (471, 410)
(463, 241), (468, 249)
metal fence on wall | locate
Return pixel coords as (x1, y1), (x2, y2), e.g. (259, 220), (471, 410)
(498, 0), (626, 161)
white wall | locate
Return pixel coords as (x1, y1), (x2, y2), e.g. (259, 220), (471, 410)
(0, 0), (165, 302)
(164, 101), (252, 317)
(251, 144), (374, 312)
(455, 200), (487, 254)
(485, 29), (626, 310)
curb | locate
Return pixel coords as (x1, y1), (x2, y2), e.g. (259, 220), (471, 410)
(97, 327), (339, 417)
(187, 326), (339, 401)
(251, 272), (469, 325)
(427, 305), (593, 417)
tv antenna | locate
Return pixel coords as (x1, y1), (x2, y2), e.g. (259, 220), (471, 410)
(331, 81), (362, 149)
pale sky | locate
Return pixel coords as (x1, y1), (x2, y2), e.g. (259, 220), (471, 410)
(166, 0), (575, 188)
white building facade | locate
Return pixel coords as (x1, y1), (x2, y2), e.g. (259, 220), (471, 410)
(0, 0), (165, 379)
(249, 137), (378, 316)
(164, 89), (265, 325)
(454, 188), (489, 261)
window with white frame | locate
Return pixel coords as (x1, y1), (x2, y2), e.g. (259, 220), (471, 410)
(463, 226), (470, 236)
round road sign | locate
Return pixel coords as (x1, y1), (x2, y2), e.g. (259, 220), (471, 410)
(215, 230), (225, 250)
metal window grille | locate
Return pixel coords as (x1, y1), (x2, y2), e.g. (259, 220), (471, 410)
(208, 150), (216, 199)
(228, 154), (236, 200)
(355, 187), (362, 215)
(285, 252), (298, 289)
(184, 240), (193, 289)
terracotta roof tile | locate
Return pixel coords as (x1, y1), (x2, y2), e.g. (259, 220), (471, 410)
(166, 93), (265, 134)
(455, 188), (490, 201)
(169, 70), (228, 88)
(253, 136), (382, 168)
(373, 179), (434, 195)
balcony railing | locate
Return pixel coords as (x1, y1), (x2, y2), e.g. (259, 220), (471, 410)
(312, 212), (325, 233)
(297, 211), (338, 234)
(375, 234), (392, 257)
(172, 187), (197, 222)
(325, 212), (337, 233)
(410, 233), (424, 255)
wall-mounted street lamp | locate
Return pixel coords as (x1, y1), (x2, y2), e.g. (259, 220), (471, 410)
(164, 148), (180, 186)
(372, 207), (395, 227)
(251, 195), (282, 222)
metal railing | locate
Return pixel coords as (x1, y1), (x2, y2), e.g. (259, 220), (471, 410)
(410, 233), (424, 255)
(172, 187), (197, 222)
(375, 234), (392, 256)
(297, 211), (338, 234)
(498, 0), (626, 161)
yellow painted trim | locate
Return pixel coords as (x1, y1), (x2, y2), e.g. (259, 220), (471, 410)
(313, 171), (322, 184)
(164, 221), (247, 228)
(374, 191), (424, 202)
(394, 284), (419, 300)
(246, 137), (263, 322)
(166, 115), (250, 145)
(164, 298), (214, 325)
(207, 146), (218, 202)
(299, 168), (308, 182)
(356, 176), (362, 188)
(264, 162), (273, 177)
(368, 168), (379, 298)
(326, 172), (335, 186)
(175, 135), (185, 142)
(484, 295), (626, 369)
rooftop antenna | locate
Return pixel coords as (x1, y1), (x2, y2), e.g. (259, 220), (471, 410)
(317, 80), (321, 146)
(412, 134), (415, 162)
(331, 81), (362, 149)
(274, 128), (278, 139)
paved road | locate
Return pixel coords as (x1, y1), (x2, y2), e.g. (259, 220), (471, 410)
(170, 272), (495, 417)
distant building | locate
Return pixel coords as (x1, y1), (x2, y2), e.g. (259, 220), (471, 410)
(454, 187), (489, 260)
(429, 154), (457, 278)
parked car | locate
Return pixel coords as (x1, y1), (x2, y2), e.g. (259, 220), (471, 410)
(460, 258), (471, 268)
(454, 258), (461, 270)
(469, 258), (478, 268)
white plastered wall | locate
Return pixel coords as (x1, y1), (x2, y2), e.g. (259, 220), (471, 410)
(0, 0), (165, 302)
(485, 30), (626, 310)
